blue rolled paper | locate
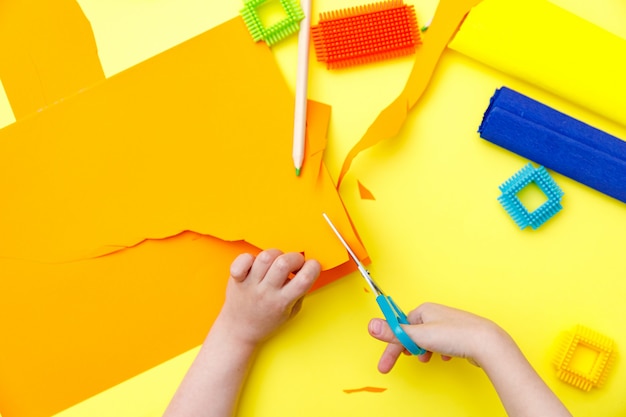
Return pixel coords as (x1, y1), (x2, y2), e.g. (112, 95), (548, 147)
(478, 87), (626, 203)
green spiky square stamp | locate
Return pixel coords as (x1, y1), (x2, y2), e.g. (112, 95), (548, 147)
(240, 0), (304, 46)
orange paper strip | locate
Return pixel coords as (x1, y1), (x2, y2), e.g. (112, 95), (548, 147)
(343, 386), (388, 393)
(336, 0), (483, 186)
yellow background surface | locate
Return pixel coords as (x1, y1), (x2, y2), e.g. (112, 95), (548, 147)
(0, 0), (622, 416)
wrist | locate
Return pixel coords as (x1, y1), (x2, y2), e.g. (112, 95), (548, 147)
(471, 321), (519, 369)
(208, 313), (261, 355)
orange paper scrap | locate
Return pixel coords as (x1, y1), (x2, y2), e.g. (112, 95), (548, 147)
(343, 386), (388, 393)
(0, 0), (104, 119)
(0, 17), (366, 272)
(337, 0), (483, 186)
(357, 180), (376, 200)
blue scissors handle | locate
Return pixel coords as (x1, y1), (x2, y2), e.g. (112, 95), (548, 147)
(376, 295), (426, 355)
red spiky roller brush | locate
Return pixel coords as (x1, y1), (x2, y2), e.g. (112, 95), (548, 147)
(312, 0), (421, 69)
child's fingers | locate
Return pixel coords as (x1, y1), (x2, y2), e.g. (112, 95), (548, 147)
(369, 318), (404, 373)
(246, 249), (283, 283)
(370, 318), (435, 369)
(368, 318), (399, 343)
(262, 252), (306, 288)
(229, 253), (255, 282)
(281, 259), (321, 301)
(378, 342), (404, 373)
(288, 296), (305, 319)
(406, 302), (439, 324)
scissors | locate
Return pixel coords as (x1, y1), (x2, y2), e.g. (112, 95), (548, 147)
(322, 213), (426, 355)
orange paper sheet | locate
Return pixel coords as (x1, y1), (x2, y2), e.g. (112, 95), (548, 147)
(0, 0), (104, 119)
(0, 102), (354, 417)
(0, 17), (365, 271)
(0, 232), (244, 417)
(336, 0), (482, 186)
(0, 14), (368, 417)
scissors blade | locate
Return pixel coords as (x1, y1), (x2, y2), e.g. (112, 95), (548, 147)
(322, 214), (424, 355)
(322, 213), (379, 294)
(322, 213), (361, 265)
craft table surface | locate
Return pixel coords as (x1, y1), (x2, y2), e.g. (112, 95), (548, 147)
(1, 0), (624, 416)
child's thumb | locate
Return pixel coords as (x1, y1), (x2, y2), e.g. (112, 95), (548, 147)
(368, 318), (428, 347)
(369, 318), (406, 343)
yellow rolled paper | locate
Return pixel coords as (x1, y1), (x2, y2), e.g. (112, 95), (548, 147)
(448, 0), (626, 127)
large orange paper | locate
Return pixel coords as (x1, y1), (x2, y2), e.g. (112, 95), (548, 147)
(0, 100), (355, 417)
(0, 0), (105, 119)
(0, 14), (368, 417)
(336, 0), (482, 186)
(0, 90), (356, 417)
(0, 17), (365, 270)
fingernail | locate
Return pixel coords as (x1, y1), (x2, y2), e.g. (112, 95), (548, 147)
(369, 319), (382, 335)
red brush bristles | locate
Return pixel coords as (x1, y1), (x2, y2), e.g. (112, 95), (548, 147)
(312, 0), (421, 69)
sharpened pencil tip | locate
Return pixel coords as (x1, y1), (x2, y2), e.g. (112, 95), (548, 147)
(295, 167), (301, 176)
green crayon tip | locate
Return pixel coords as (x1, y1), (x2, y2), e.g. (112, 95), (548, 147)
(296, 167), (301, 176)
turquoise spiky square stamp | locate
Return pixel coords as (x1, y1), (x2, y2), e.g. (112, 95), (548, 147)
(498, 163), (564, 230)
(240, 0), (304, 46)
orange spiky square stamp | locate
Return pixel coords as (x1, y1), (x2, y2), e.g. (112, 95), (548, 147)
(553, 325), (616, 391)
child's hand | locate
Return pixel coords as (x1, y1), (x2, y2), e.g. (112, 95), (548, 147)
(164, 251), (320, 417)
(217, 249), (321, 349)
(368, 302), (512, 373)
